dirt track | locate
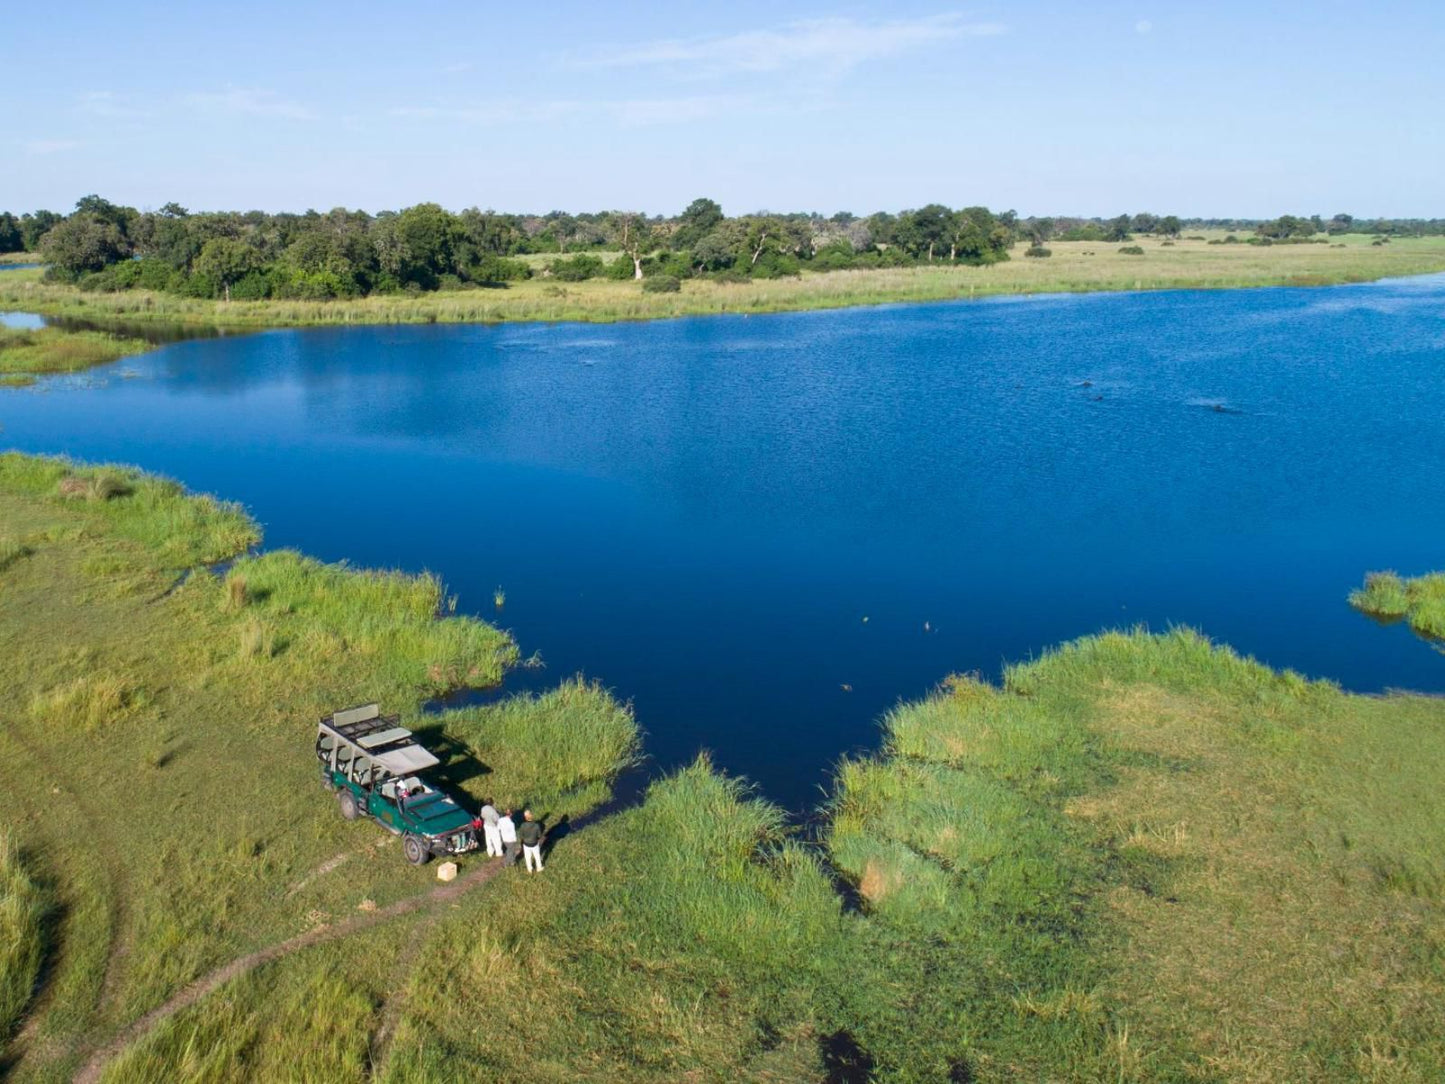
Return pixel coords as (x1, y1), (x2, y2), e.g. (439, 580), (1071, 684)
(73, 857), (504, 1084)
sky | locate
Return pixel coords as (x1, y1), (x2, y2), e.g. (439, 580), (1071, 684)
(3, 1), (1443, 218)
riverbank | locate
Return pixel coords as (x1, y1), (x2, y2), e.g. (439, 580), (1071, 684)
(3, 233), (1445, 331)
(3, 453), (1442, 1081)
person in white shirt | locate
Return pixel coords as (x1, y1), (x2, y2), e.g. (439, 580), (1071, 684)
(497, 809), (519, 866)
(478, 798), (502, 858)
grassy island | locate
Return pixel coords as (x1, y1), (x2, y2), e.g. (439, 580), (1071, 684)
(1351, 570), (1445, 643)
(1, 452), (1442, 1081)
(0, 326), (151, 387)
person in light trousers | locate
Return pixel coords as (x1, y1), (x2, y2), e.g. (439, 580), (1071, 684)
(518, 809), (545, 872)
(478, 797), (502, 858)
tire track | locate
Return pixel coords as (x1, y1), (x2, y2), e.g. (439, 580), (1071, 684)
(73, 857), (503, 1084)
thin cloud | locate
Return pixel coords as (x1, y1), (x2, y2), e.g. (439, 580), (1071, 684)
(75, 91), (150, 119)
(184, 88), (317, 121)
(24, 139), (81, 156)
(572, 13), (1005, 75)
(390, 94), (760, 129)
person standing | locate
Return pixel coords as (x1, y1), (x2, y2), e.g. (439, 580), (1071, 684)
(479, 798), (502, 858)
(519, 810), (545, 873)
(497, 808), (520, 866)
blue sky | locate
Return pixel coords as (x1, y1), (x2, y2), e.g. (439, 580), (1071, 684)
(3, 1), (1442, 217)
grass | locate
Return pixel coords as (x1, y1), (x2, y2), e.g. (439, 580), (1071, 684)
(433, 676), (641, 812)
(1, 233), (1443, 332)
(0, 453), (258, 568)
(220, 550), (519, 693)
(0, 326), (150, 384)
(1351, 570), (1445, 641)
(1, 457), (1443, 1082)
(0, 829), (47, 1058)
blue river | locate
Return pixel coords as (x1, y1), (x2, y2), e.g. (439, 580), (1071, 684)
(3, 276), (1444, 809)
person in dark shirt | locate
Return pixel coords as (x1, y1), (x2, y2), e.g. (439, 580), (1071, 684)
(519, 809), (545, 872)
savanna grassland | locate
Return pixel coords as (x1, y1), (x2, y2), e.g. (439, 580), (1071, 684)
(2, 233), (1444, 336)
(1, 454), (1442, 1082)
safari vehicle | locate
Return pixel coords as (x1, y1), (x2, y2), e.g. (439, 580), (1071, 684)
(316, 704), (481, 864)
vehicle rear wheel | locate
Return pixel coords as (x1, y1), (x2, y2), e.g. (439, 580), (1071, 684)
(338, 790), (359, 820)
(403, 834), (430, 865)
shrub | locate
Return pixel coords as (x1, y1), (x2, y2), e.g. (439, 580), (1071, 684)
(1118, 245), (1145, 256)
(548, 254), (604, 282)
(1024, 245), (1053, 258)
(641, 274), (681, 293)
(604, 255), (639, 279)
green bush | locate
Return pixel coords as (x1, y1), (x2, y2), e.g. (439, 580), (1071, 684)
(641, 274), (681, 293)
(605, 255), (639, 279)
(1118, 245), (1145, 255)
(1024, 244), (1053, 258)
(548, 254), (604, 282)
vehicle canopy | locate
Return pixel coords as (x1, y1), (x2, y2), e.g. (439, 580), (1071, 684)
(317, 704), (473, 836)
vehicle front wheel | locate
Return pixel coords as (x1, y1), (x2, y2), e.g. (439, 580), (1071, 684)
(338, 790), (359, 820)
(403, 834), (430, 865)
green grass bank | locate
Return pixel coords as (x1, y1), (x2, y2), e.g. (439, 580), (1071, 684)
(1, 454), (1443, 1081)
(2, 233), (1444, 333)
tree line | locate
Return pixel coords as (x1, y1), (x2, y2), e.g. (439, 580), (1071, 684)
(1, 197), (1439, 301)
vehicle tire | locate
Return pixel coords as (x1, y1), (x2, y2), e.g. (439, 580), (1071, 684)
(403, 834), (430, 865)
(338, 790), (359, 821)
(321, 771), (337, 792)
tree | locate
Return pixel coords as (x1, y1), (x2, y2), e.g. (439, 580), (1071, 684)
(606, 212), (653, 279)
(672, 198), (723, 250)
(693, 222), (744, 272)
(20, 210), (62, 251)
(1024, 217), (1055, 245)
(39, 215), (130, 275)
(395, 202), (458, 285)
(896, 204), (953, 261)
(1105, 215), (1133, 242)
(1130, 212), (1160, 235)
(1158, 215), (1181, 238)
(0, 213), (22, 253)
(194, 237), (260, 301)
(1326, 213), (1354, 235)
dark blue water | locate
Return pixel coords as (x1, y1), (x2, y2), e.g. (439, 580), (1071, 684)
(4, 278), (1444, 809)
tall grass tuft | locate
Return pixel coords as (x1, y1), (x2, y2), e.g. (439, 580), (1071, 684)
(437, 676), (641, 810)
(222, 549), (517, 691)
(1350, 569), (1445, 641)
(224, 573), (249, 611)
(0, 829), (47, 1050)
(30, 673), (141, 730)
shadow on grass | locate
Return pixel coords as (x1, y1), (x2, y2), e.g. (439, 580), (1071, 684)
(406, 726), (492, 792)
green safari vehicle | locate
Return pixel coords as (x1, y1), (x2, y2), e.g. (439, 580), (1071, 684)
(315, 703), (481, 864)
